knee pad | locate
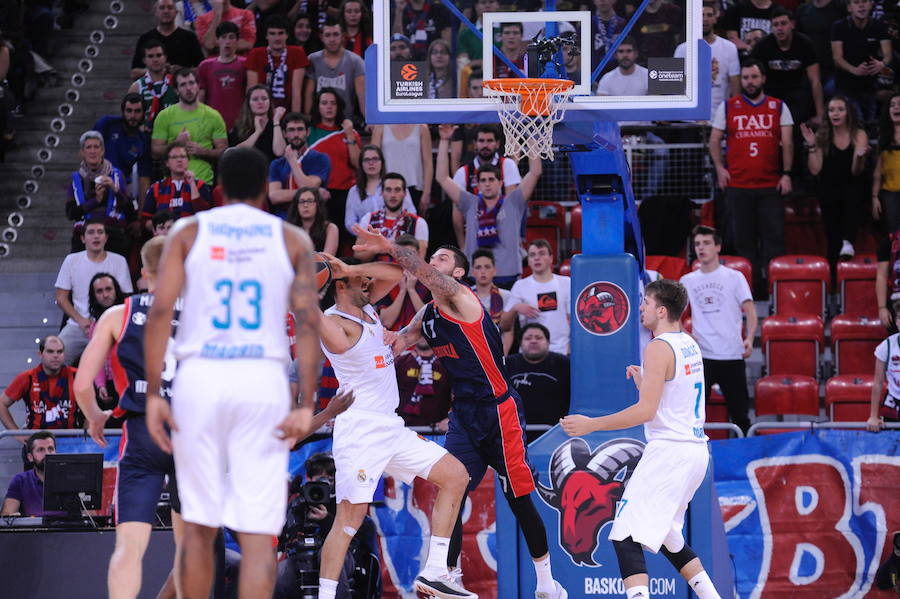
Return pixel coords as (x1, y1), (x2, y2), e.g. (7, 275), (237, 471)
(660, 543), (698, 572)
(612, 537), (647, 579)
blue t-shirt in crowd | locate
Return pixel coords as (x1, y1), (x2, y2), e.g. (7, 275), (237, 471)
(267, 149), (331, 219)
(94, 115), (153, 182)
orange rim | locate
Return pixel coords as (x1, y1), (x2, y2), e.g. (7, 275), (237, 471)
(483, 78), (574, 117)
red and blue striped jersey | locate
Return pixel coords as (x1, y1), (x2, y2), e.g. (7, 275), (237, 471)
(421, 291), (511, 403)
(110, 293), (180, 416)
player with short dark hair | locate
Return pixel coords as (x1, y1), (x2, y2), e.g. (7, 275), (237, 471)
(144, 147), (322, 599)
(353, 227), (566, 599)
(562, 279), (721, 599)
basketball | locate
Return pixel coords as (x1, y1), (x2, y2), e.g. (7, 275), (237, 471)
(314, 253), (332, 291)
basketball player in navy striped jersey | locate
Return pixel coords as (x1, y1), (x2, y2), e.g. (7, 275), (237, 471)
(353, 226), (566, 599)
(561, 280), (721, 599)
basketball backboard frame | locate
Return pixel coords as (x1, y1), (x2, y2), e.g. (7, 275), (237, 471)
(367, 0), (709, 125)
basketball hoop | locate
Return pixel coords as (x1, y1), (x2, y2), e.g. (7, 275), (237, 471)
(483, 78), (575, 161)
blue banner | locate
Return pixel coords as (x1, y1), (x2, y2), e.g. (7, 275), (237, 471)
(711, 430), (900, 598)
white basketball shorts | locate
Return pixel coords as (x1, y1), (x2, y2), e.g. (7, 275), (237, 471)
(171, 358), (291, 536)
(332, 409), (447, 504)
(608, 439), (709, 553)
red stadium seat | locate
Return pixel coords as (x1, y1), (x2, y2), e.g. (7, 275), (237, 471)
(705, 388), (729, 440)
(526, 201), (567, 260)
(761, 314), (824, 379)
(825, 375), (877, 422)
(681, 313), (692, 335)
(755, 375), (820, 417)
(831, 314), (883, 375)
(690, 255), (753, 290)
(558, 258), (571, 276)
(646, 255), (689, 281)
(768, 255), (830, 318)
(837, 254), (877, 317)
(570, 205), (582, 254)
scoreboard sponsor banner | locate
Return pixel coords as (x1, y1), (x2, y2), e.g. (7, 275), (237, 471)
(711, 429), (900, 598)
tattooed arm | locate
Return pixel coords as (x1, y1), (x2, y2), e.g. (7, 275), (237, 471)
(389, 303), (427, 355)
(352, 224), (483, 322)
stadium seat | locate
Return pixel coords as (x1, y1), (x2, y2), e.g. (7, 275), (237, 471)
(690, 255), (753, 290)
(646, 255), (689, 281)
(526, 201), (567, 260)
(558, 258), (571, 277)
(761, 314), (824, 379)
(831, 314), (883, 375)
(705, 387), (728, 440)
(681, 313), (692, 335)
(570, 204), (582, 254)
(825, 375), (877, 422)
(768, 255), (830, 318)
(837, 255), (877, 317)
(755, 375), (820, 417)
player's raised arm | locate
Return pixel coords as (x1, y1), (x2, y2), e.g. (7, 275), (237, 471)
(352, 225), (461, 302)
(560, 340), (670, 436)
(73, 305), (124, 446)
(320, 252), (403, 304)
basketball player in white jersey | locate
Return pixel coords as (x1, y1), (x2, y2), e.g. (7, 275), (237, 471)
(561, 279), (722, 599)
(144, 147), (322, 599)
(315, 255), (476, 599)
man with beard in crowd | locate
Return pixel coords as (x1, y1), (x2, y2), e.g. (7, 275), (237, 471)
(268, 112), (331, 219)
(94, 94), (153, 203)
(1, 432), (63, 516)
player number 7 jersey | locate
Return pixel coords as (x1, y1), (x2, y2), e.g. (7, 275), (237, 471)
(643, 331), (707, 443)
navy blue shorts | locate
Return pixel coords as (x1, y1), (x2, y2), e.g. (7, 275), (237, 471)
(444, 393), (537, 500)
(116, 415), (179, 524)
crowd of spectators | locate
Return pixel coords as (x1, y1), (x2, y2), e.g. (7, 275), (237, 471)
(8, 0), (900, 452)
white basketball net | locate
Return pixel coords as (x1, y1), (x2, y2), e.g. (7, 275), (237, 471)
(484, 80), (574, 161)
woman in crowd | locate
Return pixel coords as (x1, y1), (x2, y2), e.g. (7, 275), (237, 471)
(341, 0), (371, 57)
(287, 186), (339, 255)
(370, 122), (433, 213)
(426, 38), (456, 100)
(801, 94), (869, 266)
(228, 85), (286, 163)
(290, 12), (322, 56)
(344, 144), (417, 234)
(86, 272), (127, 421)
(65, 130), (136, 257)
(308, 87), (361, 245)
(873, 92), (900, 233)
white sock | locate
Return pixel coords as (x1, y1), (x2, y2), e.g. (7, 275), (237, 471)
(687, 571), (721, 599)
(319, 578), (339, 599)
(626, 585), (650, 599)
(422, 535), (451, 577)
(533, 555), (555, 594)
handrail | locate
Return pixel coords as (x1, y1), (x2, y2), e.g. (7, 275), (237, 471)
(704, 422), (744, 438)
(747, 421), (900, 437)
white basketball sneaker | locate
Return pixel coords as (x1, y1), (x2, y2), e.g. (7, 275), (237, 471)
(535, 580), (568, 599)
(414, 572), (478, 599)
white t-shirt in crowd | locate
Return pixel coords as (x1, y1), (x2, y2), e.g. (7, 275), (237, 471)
(675, 36), (739, 121)
(452, 155), (522, 191)
(358, 211), (429, 244)
(874, 333), (900, 400)
(54, 250), (134, 318)
(680, 265), (752, 360)
(596, 65), (649, 96)
(507, 274), (571, 354)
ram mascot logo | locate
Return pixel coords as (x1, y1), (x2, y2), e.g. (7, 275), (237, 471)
(538, 438), (645, 566)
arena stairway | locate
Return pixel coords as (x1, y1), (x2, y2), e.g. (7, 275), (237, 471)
(0, 0), (150, 489)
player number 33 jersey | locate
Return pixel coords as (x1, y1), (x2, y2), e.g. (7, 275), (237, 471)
(644, 332), (707, 443)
